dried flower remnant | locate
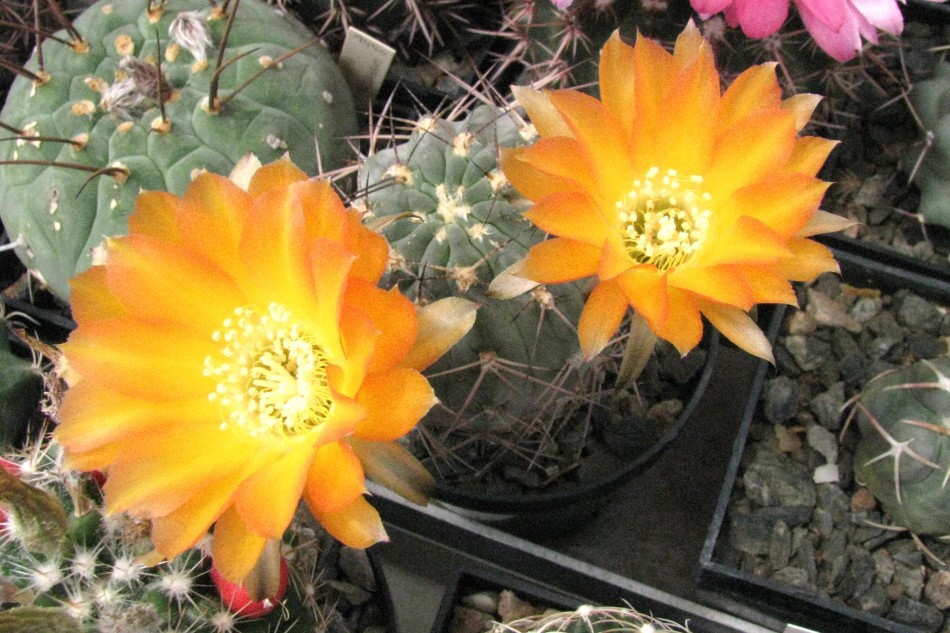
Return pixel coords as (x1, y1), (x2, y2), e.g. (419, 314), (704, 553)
(55, 156), (476, 585)
(497, 23), (850, 362)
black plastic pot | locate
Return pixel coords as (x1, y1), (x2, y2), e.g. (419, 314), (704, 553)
(698, 248), (950, 633)
(429, 330), (721, 538)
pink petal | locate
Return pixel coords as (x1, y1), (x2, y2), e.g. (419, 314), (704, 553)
(795, 0), (848, 31)
(732, 0), (790, 37)
(797, 0), (863, 61)
(847, 0), (903, 35)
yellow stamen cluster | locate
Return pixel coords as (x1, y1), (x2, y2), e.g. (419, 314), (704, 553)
(203, 303), (333, 438)
(616, 167), (712, 270)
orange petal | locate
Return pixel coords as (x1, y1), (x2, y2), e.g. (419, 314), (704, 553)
(104, 425), (253, 518)
(776, 238), (839, 281)
(599, 30), (637, 142)
(334, 305), (380, 396)
(631, 33), (676, 170)
(238, 185), (321, 320)
(511, 85), (572, 138)
(307, 238), (356, 361)
(345, 209), (389, 283)
(344, 282), (416, 374)
(61, 441), (120, 472)
(150, 455), (265, 559)
(578, 280), (629, 360)
(129, 190), (179, 241)
(652, 288), (703, 355)
(705, 109), (797, 201)
(696, 215), (793, 268)
(524, 191), (609, 247)
(520, 238), (600, 284)
(297, 179), (349, 244)
(246, 154), (308, 197)
(781, 93), (822, 131)
(69, 264), (127, 323)
(661, 25), (719, 174)
(501, 140), (593, 202)
(698, 299), (774, 362)
(303, 442), (366, 515)
(306, 495), (388, 549)
(106, 234), (243, 334)
(547, 90), (633, 202)
(737, 265), (798, 305)
(717, 63), (781, 130)
(615, 266), (669, 333)
(347, 437), (434, 506)
(668, 264), (754, 310)
(63, 318), (214, 401)
(56, 381), (216, 453)
(212, 505), (267, 584)
(598, 234), (634, 280)
(177, 173), (251, 277)
(719, 174), (829, 238)
(356, 368), (436, 441)
(234, 442), (314, 539)
(401, 297), (478, 372)
(785, 136), (838, 176)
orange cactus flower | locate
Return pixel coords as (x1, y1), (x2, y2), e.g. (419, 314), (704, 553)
(54, 156), (476, 584)
(498, 22), (850, 362)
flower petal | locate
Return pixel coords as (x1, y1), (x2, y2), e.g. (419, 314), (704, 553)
(234, 442), (315, 538)
(696, 215), (792, 267)
(348, 437), (434, 506)
(356, 368), (436, 441)
(69, 264), (127, 323)
(578, 280), (629, 359)
(520, 238), (600, 284)
(307, 238), (356, 360)
(615, 266), (669, 333)
(401, 297), (478, 371)
(776, 237), (840, 281)
(212, 505), (267, 584)
(652, 288), (703, 355)
(303, 442), (366, 515)
(733, 0), (788, 37)
(718, 63), (782, 130)
(524, 191), (609, 247)
(718, 174), (829, 238)
(699, 299), (773, 362)
(631, 33), (676, 169)
(669, 265), (754, 309)
(246, 154), (308, 197)
(177, 173), (250, 277)
(306, 496), (388, 549)
(599, 30), (637, 141)
(511, 85), (572, 138)
(345, 209), (389, 283)
(706, 109), (797, 200)
(785, 136), (838, 176)
(344, 283), (416, 374)
(501, 139), (594, 201)
(129, 191), (180, 241)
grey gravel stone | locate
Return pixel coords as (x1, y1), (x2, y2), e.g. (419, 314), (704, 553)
(809, 382), (846, 430)
(807, 424), (838, 464)
(850, 296), (884, 323)
(925, 571), (950, 610)
(772, 566), (811, 589)
(769, 520), (792, 571)
(784, 334), (834, 372)
(888, 597), (944, 633)
(762, 376), (801, 424)
(838, 546), (875, 599)
(856, 583), (890, 616)
(895, 292), (943, 333)
(339, 547), (378, 593)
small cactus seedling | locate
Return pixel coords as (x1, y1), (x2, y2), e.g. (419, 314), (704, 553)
(0, 0), (358, 301)
(358, 103), (588, 476)
(905, 62), (950, 230)
(493, 604), (692, 632)
(848, 357), (950, 536)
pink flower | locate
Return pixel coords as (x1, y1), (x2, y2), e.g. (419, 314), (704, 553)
(692, 0), (947, 62)
(551, 0), (575, 8)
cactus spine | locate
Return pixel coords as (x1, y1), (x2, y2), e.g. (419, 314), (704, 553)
(0, 0), (358, 301)
(849, 357), (950, 535)
(492, 604), (692, 632)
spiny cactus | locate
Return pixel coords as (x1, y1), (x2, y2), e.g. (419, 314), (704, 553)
(0, 0), (358, 301)
(357, 103), (588, 473)
(848, 357), (950, 536)
(492, 604), (692, 632)
(905, 61), (950, 230)
(0, 435), (392, 633)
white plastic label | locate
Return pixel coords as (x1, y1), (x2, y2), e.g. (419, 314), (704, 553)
(338, 27), (395, 103)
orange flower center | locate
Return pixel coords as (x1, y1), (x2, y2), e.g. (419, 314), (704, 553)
(615, 167), (712, 270)
(203, 303), (333, 438)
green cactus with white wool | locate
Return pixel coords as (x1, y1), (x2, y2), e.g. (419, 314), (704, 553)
(850, 357), (950, 535)
(905, 62), (950, 230)
(0, 0), (357, 301)
(492, 604), (693, 632)
(358, 104), (586, 438)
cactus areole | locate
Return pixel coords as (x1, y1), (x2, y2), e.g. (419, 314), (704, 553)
(0, 0), (358, 301)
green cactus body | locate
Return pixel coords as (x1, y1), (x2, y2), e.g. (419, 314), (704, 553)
(359, 104), (585, 429)
(906, 62), (950, 229)
(0, 0), (357, 301)
(852, 358), (950, 535)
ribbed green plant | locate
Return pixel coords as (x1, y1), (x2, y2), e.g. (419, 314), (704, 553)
(358, 103), (588, 468)
(0, 0), (357, 301)
(849, 357), (950, 535)
(905, 62), (950, 230)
